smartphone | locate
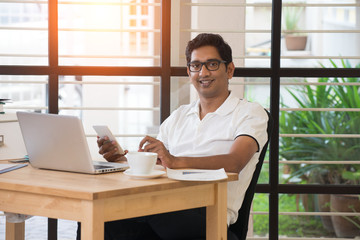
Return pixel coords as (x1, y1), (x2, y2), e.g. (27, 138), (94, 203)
(93, 125), (125, 154)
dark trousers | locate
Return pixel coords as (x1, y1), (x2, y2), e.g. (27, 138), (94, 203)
(76, 207), (238, 240)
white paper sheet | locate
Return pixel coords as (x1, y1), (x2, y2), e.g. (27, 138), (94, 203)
(166, 168), (228, 181)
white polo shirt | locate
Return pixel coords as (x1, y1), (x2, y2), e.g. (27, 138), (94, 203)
(157, 92), (268, 225)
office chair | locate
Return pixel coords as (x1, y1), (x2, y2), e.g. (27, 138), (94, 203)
(228, 109), (273, 240)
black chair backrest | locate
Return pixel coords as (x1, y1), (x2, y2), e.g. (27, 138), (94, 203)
(229, 109), (273, 240)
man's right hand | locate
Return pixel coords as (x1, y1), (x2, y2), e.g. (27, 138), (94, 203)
(97, 136), (128, 162)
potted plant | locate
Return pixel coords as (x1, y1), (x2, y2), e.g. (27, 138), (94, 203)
(283, 5), (308, 51)
(279, 59), (360, 237)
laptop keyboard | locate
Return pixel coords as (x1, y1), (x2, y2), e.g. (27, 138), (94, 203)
(94, 165), (113, 169)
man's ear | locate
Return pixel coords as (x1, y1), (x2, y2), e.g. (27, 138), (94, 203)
(187, 66), (190, 77)
(226, 62), (235, 79)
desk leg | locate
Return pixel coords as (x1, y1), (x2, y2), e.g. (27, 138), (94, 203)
(206, 182), (227, 240)
(5, 222), (25, 240)
(81, 200), (104, 240)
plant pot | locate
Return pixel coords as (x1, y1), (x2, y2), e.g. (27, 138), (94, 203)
(317, 194), (335, 232)
(285, 35), (307, 51)
(330, 194), (360, 238)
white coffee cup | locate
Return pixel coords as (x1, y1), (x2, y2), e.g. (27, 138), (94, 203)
(126, 152), (158, 175)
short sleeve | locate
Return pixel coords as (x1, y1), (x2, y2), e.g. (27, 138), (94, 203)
(233, 102), (268, 152)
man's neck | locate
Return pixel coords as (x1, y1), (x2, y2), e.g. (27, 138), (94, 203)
(199, 91), (230, 120)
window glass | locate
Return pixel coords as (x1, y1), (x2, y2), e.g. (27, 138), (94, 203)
(276, 194), (360, 238)
(0, 1), (48, 65)
(0, 75), (48, 112)
(281, 0), (360, 68)
(58, 0), (161, 66)
(279, 77), (360, 185)
(252, 193), (269, 237)
(59, 76), (160, 158)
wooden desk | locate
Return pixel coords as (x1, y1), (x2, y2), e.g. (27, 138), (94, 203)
(0, 165), (237, 240)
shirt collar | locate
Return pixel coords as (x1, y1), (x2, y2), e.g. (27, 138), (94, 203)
(187, 99), (201, 116)
(187, 91), (239, 117)
(214, 91), (239, 116)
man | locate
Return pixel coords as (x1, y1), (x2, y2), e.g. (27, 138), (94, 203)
(78, 33), (268, 240)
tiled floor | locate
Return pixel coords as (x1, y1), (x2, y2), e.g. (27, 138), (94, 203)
(0, 215), (77, 240)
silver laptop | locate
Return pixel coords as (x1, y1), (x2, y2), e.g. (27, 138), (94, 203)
(16, 111), (128, 174)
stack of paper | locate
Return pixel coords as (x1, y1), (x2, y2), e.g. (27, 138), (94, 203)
(166, 168), (228, 181)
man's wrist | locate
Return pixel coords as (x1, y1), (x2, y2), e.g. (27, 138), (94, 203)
(172, 156), (185, 169)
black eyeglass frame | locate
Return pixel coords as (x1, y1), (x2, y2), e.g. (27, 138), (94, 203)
(187, 59), (227, 72)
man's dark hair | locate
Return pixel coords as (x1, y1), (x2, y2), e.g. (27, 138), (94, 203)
(185, 33), (233, 64)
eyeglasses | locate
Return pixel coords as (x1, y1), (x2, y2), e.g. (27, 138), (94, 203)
(187, 59), (227, 72)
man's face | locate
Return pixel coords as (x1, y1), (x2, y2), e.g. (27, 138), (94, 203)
(187, 45), (234, 99)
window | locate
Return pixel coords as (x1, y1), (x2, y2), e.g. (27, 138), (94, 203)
(1, 0), (359, 239)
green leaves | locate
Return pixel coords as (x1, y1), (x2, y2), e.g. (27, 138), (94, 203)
(283, 6), (304, 32)
(279, 60), (360, 184)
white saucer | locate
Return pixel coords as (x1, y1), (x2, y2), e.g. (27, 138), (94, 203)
(124, 169), (166, 179)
